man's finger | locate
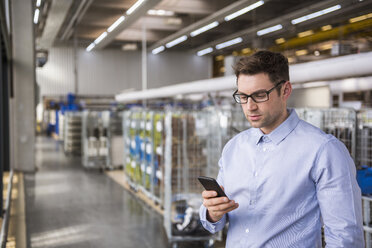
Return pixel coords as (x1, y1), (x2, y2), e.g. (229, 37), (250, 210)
(210, 202), (239, 215)
(203, 196), (229, 207)
(208, 200), (236, 211)
(202, 190), (217, 198)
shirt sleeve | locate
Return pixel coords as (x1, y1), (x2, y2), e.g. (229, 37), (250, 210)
(199, 156), (227, 233)
(313, 137), (364, 247)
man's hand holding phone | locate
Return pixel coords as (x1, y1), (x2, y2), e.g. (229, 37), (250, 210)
(198, 176), (239, 223)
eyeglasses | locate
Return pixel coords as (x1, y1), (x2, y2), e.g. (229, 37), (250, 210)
(232, 80), (286, 104)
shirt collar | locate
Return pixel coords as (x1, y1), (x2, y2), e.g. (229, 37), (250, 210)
(253, 109), (300, 145)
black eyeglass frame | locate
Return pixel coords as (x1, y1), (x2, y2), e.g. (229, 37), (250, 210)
(232, 80), (286, 104)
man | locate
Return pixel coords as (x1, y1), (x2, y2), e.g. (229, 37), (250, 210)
(199, 50), (364, 247)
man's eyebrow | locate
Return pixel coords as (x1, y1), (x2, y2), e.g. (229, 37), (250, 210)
(237, 89), (267, 94)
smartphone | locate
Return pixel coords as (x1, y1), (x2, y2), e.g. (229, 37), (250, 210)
(198, 176), (227, 198)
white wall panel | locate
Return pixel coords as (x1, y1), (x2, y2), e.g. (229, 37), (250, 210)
(36, 47), (75, 97)
(288, 86), (331, 108)
(148, 52), (212, 88)
(78, 49), (141, 95)
(36, 47), (212, 97)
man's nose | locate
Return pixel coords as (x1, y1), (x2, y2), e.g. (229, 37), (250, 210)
(247, 97), (258, 111)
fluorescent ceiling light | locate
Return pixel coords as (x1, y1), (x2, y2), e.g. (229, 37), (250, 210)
(297, 30), (314, 38)
(152, 46), (165, 54)
(275, 38), (285, 44)
(321, 25), (332, 31)
(197, 47), (213, 56)
(320, 43), (333, 50)
(86, 43), (95, 52)
(291, 5), (341, 25)
(224, 0), (264, 21)
(295, 49), (308, 56)
(148, 9), (174, 16)
(108, 16), (125, 32)
(216, 37), (243, 50)
(241, 48), (251, 54)
(349, 13), (372, 23)
(165, 17), (182, 25)
(33, 9), (40, 24)
(215, 55), (224, 61)
(257, 24), (282, 36)
(122, 43), (138, 51)
(126, 0), (145, 15)
(190, 21), (219, 37)
(165, 35), (187, 48)
(94, 32), (107, 45)
(36, 0), (41, 7)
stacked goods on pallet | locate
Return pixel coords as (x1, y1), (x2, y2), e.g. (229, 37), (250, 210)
(64, 112), (82, 155)
(153, 112), (165, 203)
(123, 111), (134, 185)
(131, 111), (142, 185)
(143, 112), (153, 191)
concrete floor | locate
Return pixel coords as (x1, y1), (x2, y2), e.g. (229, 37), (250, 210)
(24, 137), (218, 248)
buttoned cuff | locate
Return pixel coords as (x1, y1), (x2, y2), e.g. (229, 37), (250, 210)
(199, 204), (226, 233)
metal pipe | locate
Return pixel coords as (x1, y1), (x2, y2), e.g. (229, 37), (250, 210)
(0, 170), (14, 248)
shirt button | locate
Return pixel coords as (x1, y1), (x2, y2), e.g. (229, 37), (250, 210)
(254, 172), (258, 177)
(263, 147), (267, 152)
(245, 228), (250, 233)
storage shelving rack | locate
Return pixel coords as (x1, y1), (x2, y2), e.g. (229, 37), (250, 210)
(81, 110), (109, 169)
(63, 111), (82, 155)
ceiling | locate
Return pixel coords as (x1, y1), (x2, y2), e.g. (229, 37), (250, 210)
(35, 0), (372, 60)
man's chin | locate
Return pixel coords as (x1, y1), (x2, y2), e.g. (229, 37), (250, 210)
(247, 120), (261, 128)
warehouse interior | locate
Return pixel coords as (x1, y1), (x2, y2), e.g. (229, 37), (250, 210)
(1, 0), (372, 247)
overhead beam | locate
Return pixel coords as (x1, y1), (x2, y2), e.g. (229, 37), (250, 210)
(60, 0), (94, 41)
(37, 0), (74, 49)
(115, 51), (372, 102)
(93, 0), (162, 50)
(149, 0), (269, 51)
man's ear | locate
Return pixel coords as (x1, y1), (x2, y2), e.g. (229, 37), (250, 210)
(283, 81), (292, 100)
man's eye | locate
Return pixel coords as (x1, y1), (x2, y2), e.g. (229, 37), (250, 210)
(240, 95), (248, 100)
(253, 92), (267, 99)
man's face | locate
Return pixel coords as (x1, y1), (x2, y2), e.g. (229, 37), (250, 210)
(237, 72), (291, 134)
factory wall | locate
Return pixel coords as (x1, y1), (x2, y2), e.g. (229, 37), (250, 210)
(36, 46), (212, 97)
(288, 86), (331, 108)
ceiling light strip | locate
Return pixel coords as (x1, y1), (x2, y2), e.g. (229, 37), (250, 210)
(126, 0), (146, 15)
(197, 47), (213, 56)
(190, 21), (219, 37)
(152, 46), (165, 54)
(148, 9), (174, 16)
(108, 16), (125, 32)
(257, 24), (282, 36)
(297, 30), (314, 38)
(349, 13), (372, 23)
(166, 35), (188, 48)
(36, 0), (41, 7)
(33, 9), (40, 24)
(224, 0), (264, 21)
(86, 43), (95, 52)
(291, 5), (341, 25)
(216, 37), (243, 50)
(94, 32), (108, 45)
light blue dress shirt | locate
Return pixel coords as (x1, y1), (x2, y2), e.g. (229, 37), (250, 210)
(200, 109), (364, 248)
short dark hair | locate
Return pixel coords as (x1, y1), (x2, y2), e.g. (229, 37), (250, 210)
(234, 50), (289, 85)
